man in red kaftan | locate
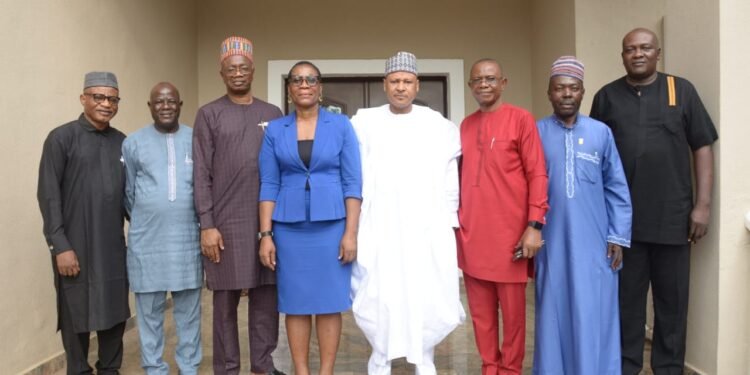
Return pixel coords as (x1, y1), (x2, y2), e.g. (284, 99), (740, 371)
(456, 59), (549, 375)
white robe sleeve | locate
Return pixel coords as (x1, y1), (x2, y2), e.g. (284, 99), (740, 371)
(351, 111), (367, 163)
(444, 120), (461, 228)
(351, 110), (373, 204)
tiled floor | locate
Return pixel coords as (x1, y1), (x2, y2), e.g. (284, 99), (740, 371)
(52, 281), (685, 374)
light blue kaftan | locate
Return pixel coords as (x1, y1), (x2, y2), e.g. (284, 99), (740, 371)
(533, 115), (632, 375)
(123, 125), (202, 293)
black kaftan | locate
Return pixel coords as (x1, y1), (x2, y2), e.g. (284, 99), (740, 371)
(37, 114), (130, 333)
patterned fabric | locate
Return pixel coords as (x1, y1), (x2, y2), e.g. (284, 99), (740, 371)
(192, 96), (283, 290)
(550, 56), (584, 82)
(385, 51), (417, 75)
(220, 36), (253, 62)
(211, 287), (279, 374)
(83, 71), (118, 89)
(135, 288), (202, 374)
(167, 134), (177, 202)
(122, 124), (202, 293)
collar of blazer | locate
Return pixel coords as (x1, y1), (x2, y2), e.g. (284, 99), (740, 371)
(281, 108), (334, 170)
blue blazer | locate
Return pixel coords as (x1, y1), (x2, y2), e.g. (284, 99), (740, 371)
(259, 109), (362, 223)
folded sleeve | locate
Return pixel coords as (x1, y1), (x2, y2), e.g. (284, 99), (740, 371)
(258, 126), (281, 202)
(192, 108), (216, 228)
(37, 131), (73, 254)
(519, 113), (549, 222)
(339, 117), (362, 200)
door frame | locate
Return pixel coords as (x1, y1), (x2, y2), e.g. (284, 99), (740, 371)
(267, 59), (465, 124)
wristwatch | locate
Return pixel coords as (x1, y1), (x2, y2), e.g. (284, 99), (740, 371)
(257, 231), (274, 240)
(528, 221), (544, 230)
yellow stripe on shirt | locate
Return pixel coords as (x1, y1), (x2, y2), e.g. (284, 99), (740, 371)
(667, 76), (676, 106)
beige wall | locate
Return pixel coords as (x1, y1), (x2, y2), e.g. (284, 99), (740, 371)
(0, 1), (197, 373)
(0, 1), (535, 372)
(570, 0), (750, 373)
(196, 0), (535, 118)
(3, 1), (748, 374)
(529, 0), (576, 119)
(716, 0), (750, 373)
(662, 1), (722, 373)
(570, 0), (664, 351)
(573, 0), (666, 115)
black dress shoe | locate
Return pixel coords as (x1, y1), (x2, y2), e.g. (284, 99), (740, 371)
(268, 369), (286, 375)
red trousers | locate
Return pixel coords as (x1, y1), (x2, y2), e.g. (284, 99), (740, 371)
(464, 273), (527, 375)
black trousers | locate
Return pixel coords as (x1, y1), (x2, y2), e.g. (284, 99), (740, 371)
(619, 241), (690, 375)
(59, 293), (126, 375)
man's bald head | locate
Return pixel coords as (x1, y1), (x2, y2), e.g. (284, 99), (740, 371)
(150, 82), (180, 100)
(471, 58), (503, 76)
(621, 28), (661, 85)
(468, 58), (507, 112)
(148, 82), (182, 132)
(622, 28), (660, 50)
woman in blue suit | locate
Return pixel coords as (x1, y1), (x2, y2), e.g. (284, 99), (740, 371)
(258, 61), (362, 375)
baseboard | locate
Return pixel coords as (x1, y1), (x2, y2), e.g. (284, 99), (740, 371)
(684, 361), (707, 375)
(18, 352), (66, 375)
(644, 337), (706, 375)
(18, 316), (138, 375)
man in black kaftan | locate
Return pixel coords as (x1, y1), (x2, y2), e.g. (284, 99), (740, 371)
(37, 71), (130, 374)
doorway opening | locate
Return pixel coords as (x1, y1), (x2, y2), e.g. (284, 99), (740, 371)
(267, 59), (465, 124)
(283, 76), (448, 118)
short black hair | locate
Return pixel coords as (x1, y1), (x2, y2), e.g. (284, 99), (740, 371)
(287, 61), (322, 85)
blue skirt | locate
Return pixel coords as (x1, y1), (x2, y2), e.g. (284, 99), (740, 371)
(274, 195), (351, 314)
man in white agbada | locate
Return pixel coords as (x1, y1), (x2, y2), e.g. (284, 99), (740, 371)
(351, 51), (466, 375)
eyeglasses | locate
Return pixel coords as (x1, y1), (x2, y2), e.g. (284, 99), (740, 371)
(84, 93), (121, 105)
(288, 75), (321, 87)
(468, 76), (503, 87)
(222, 66), (252, 76)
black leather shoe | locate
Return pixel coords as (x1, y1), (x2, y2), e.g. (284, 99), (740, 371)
(269, 370), (286, 375)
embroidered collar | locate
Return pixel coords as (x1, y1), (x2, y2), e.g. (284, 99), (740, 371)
(553, 114), (579, 130)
